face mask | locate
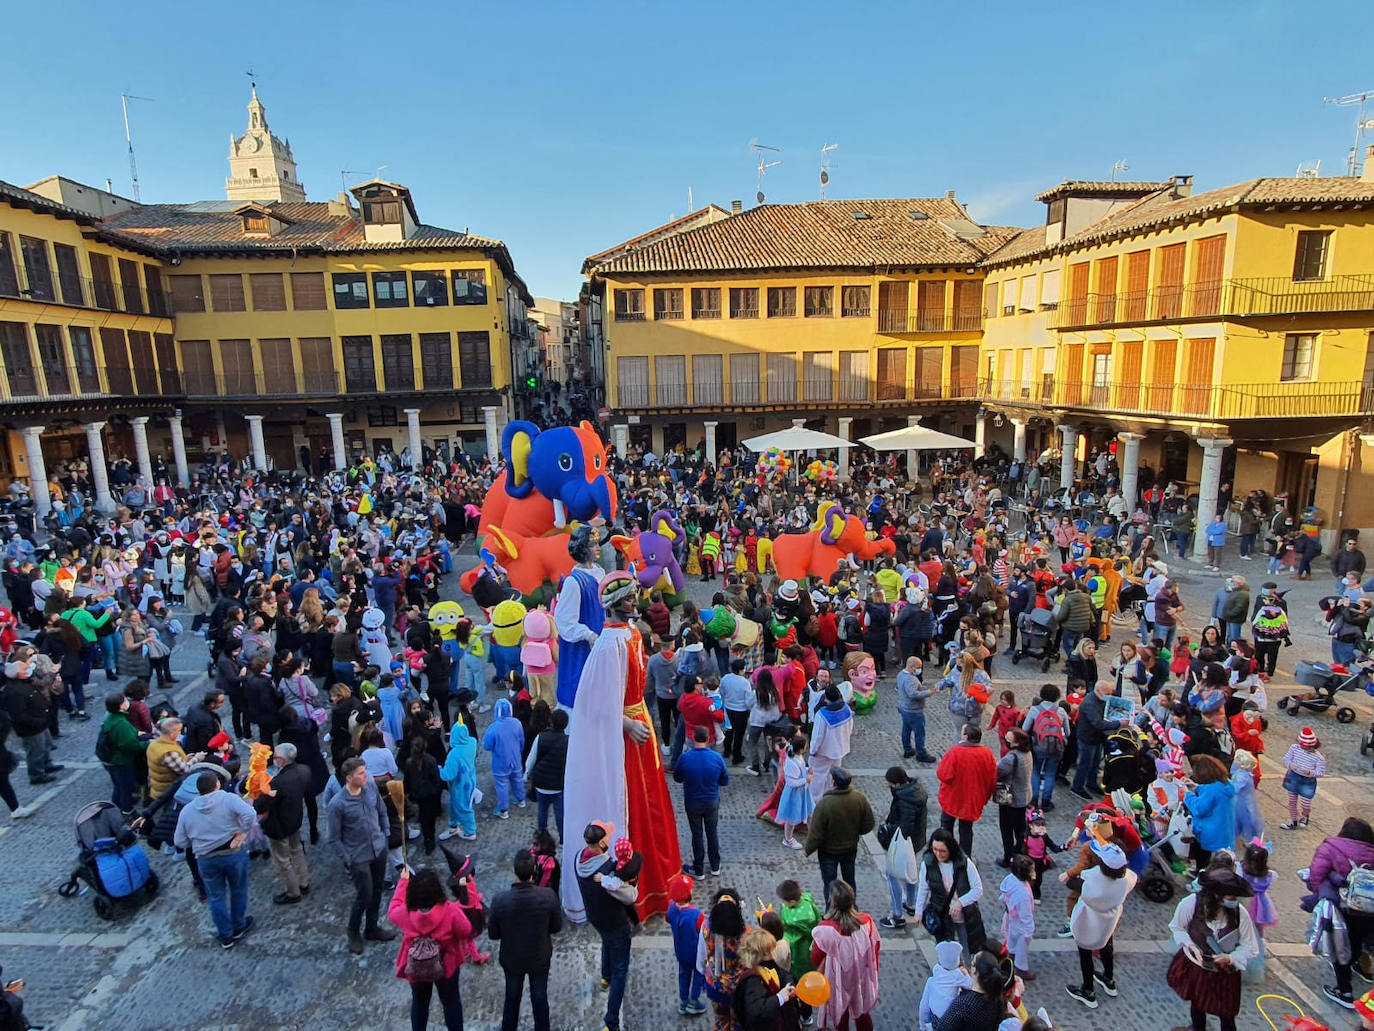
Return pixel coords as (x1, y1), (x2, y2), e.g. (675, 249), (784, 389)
(1221, 899), (1239, 910)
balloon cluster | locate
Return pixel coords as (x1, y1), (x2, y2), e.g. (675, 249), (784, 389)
(756, 447), (793, 477)
(805, 459), (838, 482)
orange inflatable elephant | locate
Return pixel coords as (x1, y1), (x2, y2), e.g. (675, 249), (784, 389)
(771, 501), (896, 582)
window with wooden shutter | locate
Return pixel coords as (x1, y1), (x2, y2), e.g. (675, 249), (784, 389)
(1189, 235), (1226, 316)
(983, 282), (998, 320)
(1122, 250), (1149, 321)
(1093, 256), (1118, 323)
(955, 280), (983, 329)
(219, 339), (255, 395)
(155, 333), (179, 395)
(950, 345), (979, 397)
(128, 330), (157, 395)
(766, 287), (796, 318)
(653, 289), (683, 320)
(1154, 243), (1186, 319)
(1040, 269), (1061, 309)
(730, 353), (759, 403)
(258, 339), (295, 395)
(876, 348), (907, 399)
(52, 244), (84, 306)
(877, 281), (909, 333)
(908, 347), (937, 398)
(420, 333), (453, 390)
(0, 323), (36, 397)
(692, 354), (723, 404)
(250, 273), (286, 311)
(179, 340), (215, 395)
(209, 274), (246, 312)
(614, 289), (645, 321)
(457, 332), (492, 389)
(729, 288), (758, 318)
(1060, 343), (1085, 405)
(381, 334), (415, 390)
(804, 286), (833, 318)
(802, 351), (833, 399)
(841, 285), (870, 318)
(691, 288), (720, 319)
(655, 355), (686, 405)
(98, 327), (132, 393)
(290, 272), (327, 310)
(1118, 340), (1143, 409)
(298, 337), (336, 393)
(1147, 339), (1176, 411)
(20, 237), (54, 302)
(0, 234), (18, 297)
(144, 265), (167, 316)
(917, 280), (947, 332)
(617, 356), (649, 406)
(34, 324), (68, 395)
(118, 258), (143, 313)
(839, 351), (869, 400)
(69, 327), (99, 393)
(342, 336), (377, 392)
(169, 274), (205, 313)
(765, 353), (796, 401)
(1293, 231), (1331, 282)
(1179, 337), (1215, 414)
(89, 253), (117, 310)
(1064, 262), (1090, 326)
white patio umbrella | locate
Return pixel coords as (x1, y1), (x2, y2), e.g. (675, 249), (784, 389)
(743, 422), (855, 453)
(859, 421), (976, 451)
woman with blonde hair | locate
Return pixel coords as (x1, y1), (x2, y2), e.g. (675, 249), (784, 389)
(732, 927), (800, 1030)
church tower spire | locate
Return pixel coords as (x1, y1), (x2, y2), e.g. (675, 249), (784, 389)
(225, 85), (306, 204)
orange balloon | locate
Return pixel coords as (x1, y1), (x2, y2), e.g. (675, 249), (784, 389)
(795, 971), (831, 1006)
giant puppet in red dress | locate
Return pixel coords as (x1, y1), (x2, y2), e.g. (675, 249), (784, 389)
(560, 569), (682, 922)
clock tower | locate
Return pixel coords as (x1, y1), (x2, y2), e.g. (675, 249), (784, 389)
(225, 87), (306, 204)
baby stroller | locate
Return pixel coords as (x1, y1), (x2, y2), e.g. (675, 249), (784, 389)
(1113, 581), (1147, 627)
(1101, 727), (1155, 795)
(1011, 608), (1056, 672)
(1137, 801), (1194, 903)
(57, 801), (160, 920)
(1280, 658), (1365, 723)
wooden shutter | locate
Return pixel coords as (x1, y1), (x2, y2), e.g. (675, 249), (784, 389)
(118, 258), (143, 313)
(0, 322), (37, 397)
(290, 272), (327, 310)
(19, 237), (54, 302)
(915, 347), (943, 397)
(219, 339), (255, 395)
(68, 327), (100, 393)
(457, 332), (492, 389)
(1118, 340), (1143, 409)
(953, 280), (982, 330)
(89, 253), (117, 310)
(1189, 235), (1226, 316)
(250, 273), (286, 311)
(169, 274), (205, 313)
(1065, 262), (1090, 325)
(730, 353), (759, 403)
(381, 334), (415, 390)
(342, 336), (378, 392)
(258, 339), (296, 394)
(100, 327), (132, 394)
(1155, 243), (1186, 318)
(877, 281), (909, 333)
(1180, 338), (1215, 414)
(1093, 257), (1118, 323)
(144, 266), (167, 316)
(983, 282), (998, 320)
(179, 340), (214, 395)
(0, 234), (17, 297)
(34, 324), (69, 395)
(692, 354), (723, 404)
(155, 333), (180, 394)
(1148, 340), (1176, 411)
(53, 244), (84, 305)
(1061, 343), (1085, 404)
(209, 274), (246, 312)
(420, 333), (453, 390)
(299, 338), (336, 393)
(1123, 251), (1149, 320)
(950, 345), (978, 396)
(877, 348), (907, 400)
(128, 330), (157, 394)
(917, 280), (947, 331)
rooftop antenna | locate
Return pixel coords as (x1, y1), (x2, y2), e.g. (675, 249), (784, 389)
(1297, 160), (1322, 178)
(819, 143), (838, 199)
(1323, 90), (1374, 176)
(749, 139), (781, 204)
(1110, 159), (1129, 181)
(339, 165), (388, 191)
(120, 91), (154, 202)
(688, 186), (694, 212)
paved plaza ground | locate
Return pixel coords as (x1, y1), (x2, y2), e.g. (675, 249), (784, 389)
(1, 544), (1368, 1030)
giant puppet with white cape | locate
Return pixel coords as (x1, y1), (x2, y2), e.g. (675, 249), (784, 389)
(560, 615), (682, 923)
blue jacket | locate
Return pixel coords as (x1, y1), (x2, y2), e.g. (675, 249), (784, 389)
(1186, 779), (1237, 852)
(667, 901), (703, 966)
(376, 685), (404, 742)
(673, 745), (728, 808)
(482, 699), (526, 776)
(1205, 520), (1228, 547)
(1007, 579), (1033, 615)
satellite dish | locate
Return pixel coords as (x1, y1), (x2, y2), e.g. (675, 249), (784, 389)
(820, 170), (830, 185)
(756, 190), (765, 204)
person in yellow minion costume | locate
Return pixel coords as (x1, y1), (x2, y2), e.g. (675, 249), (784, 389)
(489, 598), (527, 683)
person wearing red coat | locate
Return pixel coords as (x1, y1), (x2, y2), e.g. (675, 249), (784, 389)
(1230, 705), (1265, 784)
(776, 652), (808, 722)
(936, 725), (998, 855)
(678, 680), (724, 743)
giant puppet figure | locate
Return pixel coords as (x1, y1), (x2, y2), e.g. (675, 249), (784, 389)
(561, 568), (682, 923)
(554, 525), (603, 708)
(458, 421), (618, 599)
(771, 500), (896, 582)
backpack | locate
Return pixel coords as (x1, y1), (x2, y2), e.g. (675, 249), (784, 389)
(842, 613), (862, 641)
(1345, 865), (1374, 914)
(95, 725), (117, 764)
(402, 934), (447, 982)
(1032, 707), (1067, 758)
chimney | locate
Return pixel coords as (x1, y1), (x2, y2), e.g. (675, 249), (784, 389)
(1170, 175), (1194, 200)
(1362, 146), (1374, 183)
(945, 189), (956, 200)
(327, 191), (353, 217)
(730, 200), (743, 214)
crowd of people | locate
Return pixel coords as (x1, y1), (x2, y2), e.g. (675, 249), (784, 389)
(0, 431), (1369, 1031)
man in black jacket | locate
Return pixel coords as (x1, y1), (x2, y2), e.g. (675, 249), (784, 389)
(574, 821), (636, 1031)
(488, 848), (563, 1031)
(525, 709), (568, 840)
(1070, 680), (1124, 799)
(183, 690), (226, 757)
(254, 742), (312, 904)
(1, 664), (59, 784)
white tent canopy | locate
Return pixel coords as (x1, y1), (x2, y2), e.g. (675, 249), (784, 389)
(859, 421), (976, 452)
(743, 422), (854, 453)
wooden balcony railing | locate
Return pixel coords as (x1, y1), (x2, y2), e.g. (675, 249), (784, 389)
(1053, 275), (1374, 329)
(977, 378), (1056, 404)
(877, 308), (984, 334)
(615, 370), (982, 409)
(1047, 379), (1374, 419)
(0, 268), (173, 317)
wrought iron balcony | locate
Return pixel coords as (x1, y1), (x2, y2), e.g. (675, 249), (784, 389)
(877, 308), (984, 334)
(1052, 276), (1374, 330)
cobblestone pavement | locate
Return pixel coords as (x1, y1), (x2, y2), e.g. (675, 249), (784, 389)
(2, 544), (1368, 1030)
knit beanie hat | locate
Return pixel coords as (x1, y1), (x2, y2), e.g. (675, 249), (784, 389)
(1299, 726), (1319, 748)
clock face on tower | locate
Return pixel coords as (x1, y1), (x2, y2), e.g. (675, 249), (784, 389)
(248, 135), (263, 153)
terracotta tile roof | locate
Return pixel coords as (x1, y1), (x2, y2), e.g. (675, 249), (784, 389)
(582, 204), (733, 271)
(0, 180), (103, 223)
(983, 176), (1374, 268)
(588, 198), (1015, 275)
(1034, 179), (1173, 202)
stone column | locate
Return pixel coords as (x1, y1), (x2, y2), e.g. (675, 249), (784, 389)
(612, 423), (629, 457)
(129, 416), (153, 487)
(837, 416), (853, 479)
(167, 411), (190, 487)
(974, 411), (987, 454)
(482, 406), (501, 461)
(245, 415), (267, 472)
(1058, 424), (1079, 490)
(1118, 432), (1143, 510)
(1193, 437), (1233, 559)
(702, 421), (718, 465)
(1011, 418), (1028, 463)
(84, 421), (115, 512)
(906, 415), (920, 480)
(22, 426), (49, 520)
(404, 408), (423, 470)
(327, 413), (346, 471)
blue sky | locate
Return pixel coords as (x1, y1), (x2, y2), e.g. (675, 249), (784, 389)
(2, 0), (1369, 299)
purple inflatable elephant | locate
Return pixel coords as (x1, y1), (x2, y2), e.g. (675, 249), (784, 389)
(611, 510), (685, 595)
